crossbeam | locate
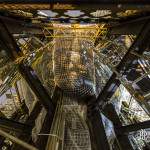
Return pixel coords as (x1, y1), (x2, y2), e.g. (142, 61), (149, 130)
(0, 1), (149, 10)
(95, 20), (150, 110)
(117, 120), (150, 133)
(0, 117), (32, 134)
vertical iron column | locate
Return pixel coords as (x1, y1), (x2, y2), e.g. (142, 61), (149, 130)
(103, 104), (133, 150)
(0, 20), (55, 112)
(95, 20), (150, 109)
(87, 96), (110, 150)
(0, 19), (56, 149)
(87, 108), (111, 150)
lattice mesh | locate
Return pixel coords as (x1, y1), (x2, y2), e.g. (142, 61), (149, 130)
(54, 25), (96, 97)
(96, 36), (128, 68)
(46, 95), (91, 150)
(63, 96), (91, 150)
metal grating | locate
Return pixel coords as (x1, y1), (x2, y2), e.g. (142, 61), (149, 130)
(46, 95), (91, 150)
(54, 24), (97, 98)
(63, 96), (91, 150)
(63, 106), (91, 150)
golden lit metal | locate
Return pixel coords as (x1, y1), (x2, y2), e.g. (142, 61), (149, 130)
(0, 4), (75, 10)
(43, 23), (107, 42)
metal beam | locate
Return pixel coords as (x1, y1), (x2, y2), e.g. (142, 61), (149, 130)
(0, 20), (55, 112)
(11, 101), (42, 150)
(95, 73), (120, 107)
(0, 1), (149, 10)
(95, 20), (150, 109)
(87, 108), (111, 150)
(0, 0), (149, 3)
(0, 16), (43, 35)
(11, 76), (61, 150)
(0, 129), (38, 150)
(0, 0), (149, 5)
(18, 63), (55, 112)
(103, 103), (133, 150)
(0, 117), (32, 134)
(0, 20), (22, 60)
(110, 17), (148, 35)
(0, 19), (56, 149)
(117, 120), (150, 133)
(0, 102), (37, 149)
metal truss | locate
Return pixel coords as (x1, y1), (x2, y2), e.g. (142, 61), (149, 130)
(0, 37), (54, 97)
(89, 20), (150, 150)
(0, 3), (150, 149)
(95, 38), (128, 67)
(95, 38), (150, 106)
(0, 117), (31, 134)
(46, 94), (64, 150)
(43, 24), (107, 42)
(0, 18), (56, 150)
(0, 129), (38, 150)
(0, 1), (149, 10)
(15, 37), (55, 64)
(94, 20), (150, 105)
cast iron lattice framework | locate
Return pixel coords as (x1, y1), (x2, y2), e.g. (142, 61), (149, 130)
(46, 95), (91, 150)
(0, 1), (150, 150)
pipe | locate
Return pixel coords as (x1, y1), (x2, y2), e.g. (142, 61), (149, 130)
(0, 129), (38, 150)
